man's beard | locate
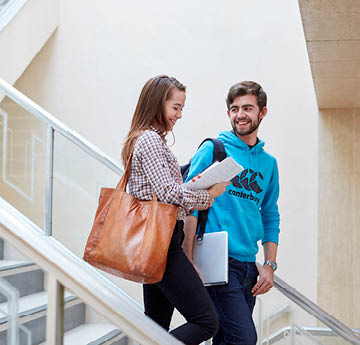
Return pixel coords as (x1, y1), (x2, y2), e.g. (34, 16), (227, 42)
(232, 113), (261, 137)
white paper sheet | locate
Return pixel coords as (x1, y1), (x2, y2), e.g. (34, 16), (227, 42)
(183, 157), (243, 190)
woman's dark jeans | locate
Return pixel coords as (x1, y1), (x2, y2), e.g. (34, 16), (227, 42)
(143, 221), (219, 345)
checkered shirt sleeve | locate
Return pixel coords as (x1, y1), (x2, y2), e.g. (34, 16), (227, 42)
(128, 130), (210, 219)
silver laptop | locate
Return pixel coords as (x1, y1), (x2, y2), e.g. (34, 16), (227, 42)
(192, 231), (228, 286)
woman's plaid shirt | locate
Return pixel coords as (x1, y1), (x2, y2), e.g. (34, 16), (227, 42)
(128, 130), (211, 220)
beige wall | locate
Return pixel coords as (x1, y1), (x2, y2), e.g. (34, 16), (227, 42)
(9, 0), (319, 326)
(0, 0), (59, 87)
(319, 108), (360, 327)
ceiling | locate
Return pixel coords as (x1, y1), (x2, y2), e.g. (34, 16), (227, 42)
(298, 0), (360, 109)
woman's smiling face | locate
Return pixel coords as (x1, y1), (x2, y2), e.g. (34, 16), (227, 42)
(164, 88), (186, 130)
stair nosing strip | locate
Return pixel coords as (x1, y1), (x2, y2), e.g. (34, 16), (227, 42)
(95, 332), (127, 345)
(0, 262), (34, 271)
(0, 263), (38, 277)
(87, 329), (122, 345)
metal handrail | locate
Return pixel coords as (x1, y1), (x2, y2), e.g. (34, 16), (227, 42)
(0, 0), (29, 32)
(274, 275), (360, 345)
(0, 197), (182, 345)
(0, 78), (123, 176)
(0, 0), (11, 8)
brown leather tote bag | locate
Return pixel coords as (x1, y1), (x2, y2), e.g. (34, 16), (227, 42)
(83, 148), (178, 284)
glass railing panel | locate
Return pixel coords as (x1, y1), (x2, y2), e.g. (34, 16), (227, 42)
(0, 96), (47, 229)
(262, 324), (324, 345)
(0, 197), (181, 345)
(269, 324), (351, 345)
(307, 321), (359, 345)
(52, 131), (120, 258)
(290, 324), (325, 345)
(254, 288), (301, 344)
(255, 283), (359, 345)
(253, 294), (292, 345)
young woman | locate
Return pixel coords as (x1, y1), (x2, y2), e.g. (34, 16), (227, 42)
(121, 75), (228, 345)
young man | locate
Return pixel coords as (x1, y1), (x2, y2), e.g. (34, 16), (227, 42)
(183, 81), (280, 345)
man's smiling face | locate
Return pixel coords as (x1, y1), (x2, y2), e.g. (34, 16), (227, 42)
(227, 94), (266, 139)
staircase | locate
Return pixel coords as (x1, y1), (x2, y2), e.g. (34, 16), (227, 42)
(0, 239), (127, 345)
(0, 78), (359, 345)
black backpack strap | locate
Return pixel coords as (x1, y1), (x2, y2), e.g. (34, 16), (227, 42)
(197, 138), (226, 164)
(196, 138), (226, 242)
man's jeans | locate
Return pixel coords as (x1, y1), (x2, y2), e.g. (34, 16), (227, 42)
(207, 259), (259, 345)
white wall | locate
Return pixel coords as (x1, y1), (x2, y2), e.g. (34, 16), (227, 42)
(14, 0), (319, 314)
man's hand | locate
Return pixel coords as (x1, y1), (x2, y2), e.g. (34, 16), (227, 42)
(251, 263), (274, 296)
(192, 263), (204, 282)
(182, 216), (204, 282)
(208, 181), (230, 199)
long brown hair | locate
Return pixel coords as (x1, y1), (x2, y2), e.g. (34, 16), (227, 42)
(121, 75), (186, 166)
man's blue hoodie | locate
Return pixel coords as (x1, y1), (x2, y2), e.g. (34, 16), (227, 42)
(186, 131), (280, 262)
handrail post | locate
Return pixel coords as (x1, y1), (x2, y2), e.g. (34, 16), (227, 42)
(45, 125), (54, 236)
(46, 274), (64, 345)
(291, 323), (295, 345)
(0, 277), (19, 345)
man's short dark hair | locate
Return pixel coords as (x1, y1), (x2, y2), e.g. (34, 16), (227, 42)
(226, 81), (267, 110)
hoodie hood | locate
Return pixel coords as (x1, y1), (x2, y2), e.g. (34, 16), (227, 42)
(218, 130), (265, 153)
(218, 130), (265, 173)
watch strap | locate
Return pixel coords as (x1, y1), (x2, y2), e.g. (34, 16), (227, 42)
(263, 260), (277, 271)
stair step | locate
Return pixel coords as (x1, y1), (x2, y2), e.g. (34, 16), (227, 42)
(0, 290), (75, 323)
(0, 291), (85, 344)
(38, 323), (123, 345)
(0, 267), (43, 302)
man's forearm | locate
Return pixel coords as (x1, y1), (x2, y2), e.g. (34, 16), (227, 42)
(263, 241), (278, 261)
(182, 215), (197, 262)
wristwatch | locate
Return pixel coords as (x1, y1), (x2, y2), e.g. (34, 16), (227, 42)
(263, 260), (277, 271)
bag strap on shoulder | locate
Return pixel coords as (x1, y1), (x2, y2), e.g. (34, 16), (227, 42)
(117, 138), (138, 191)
